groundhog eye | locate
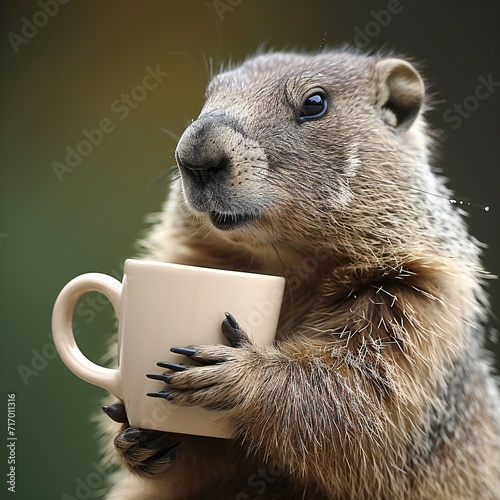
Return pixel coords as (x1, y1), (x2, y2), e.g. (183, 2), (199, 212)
(299, 93), (328, 121)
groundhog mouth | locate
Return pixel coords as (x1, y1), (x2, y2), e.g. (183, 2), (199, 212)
(209, 211), (257, 231)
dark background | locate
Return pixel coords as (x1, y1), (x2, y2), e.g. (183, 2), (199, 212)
(1, 1), (499, 498)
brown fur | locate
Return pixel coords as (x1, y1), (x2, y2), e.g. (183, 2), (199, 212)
(100, 48), (500, 499)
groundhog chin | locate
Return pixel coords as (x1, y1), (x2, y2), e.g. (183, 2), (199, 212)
(182, 188), (263, 232)
(208, 210), (258, 231)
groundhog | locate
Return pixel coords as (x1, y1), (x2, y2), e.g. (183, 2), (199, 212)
(98, 48), (500, 499)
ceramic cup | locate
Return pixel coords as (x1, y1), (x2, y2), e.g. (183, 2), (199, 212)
(51, 259), (285, 439)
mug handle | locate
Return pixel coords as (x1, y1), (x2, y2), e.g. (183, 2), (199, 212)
(52, 273), (123, 400)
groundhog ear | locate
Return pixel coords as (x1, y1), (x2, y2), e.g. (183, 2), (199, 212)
(375, 58), (424, 131)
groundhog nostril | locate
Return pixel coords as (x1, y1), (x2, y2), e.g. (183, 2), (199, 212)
(178, 155), (231, 184)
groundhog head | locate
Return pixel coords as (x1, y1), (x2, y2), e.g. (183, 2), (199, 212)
(175, 49), (428, 255)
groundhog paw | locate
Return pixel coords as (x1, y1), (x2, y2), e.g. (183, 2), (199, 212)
(113, 427), (182, 477)
(146, 313), (251, 411)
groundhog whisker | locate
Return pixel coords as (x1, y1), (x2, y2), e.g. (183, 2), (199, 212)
(355, 171), (489, 210)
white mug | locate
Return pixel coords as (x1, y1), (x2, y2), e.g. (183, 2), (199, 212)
(51, 259), (285, 439)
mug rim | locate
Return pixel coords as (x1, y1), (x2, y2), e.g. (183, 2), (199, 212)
(124, 258), (285, 282)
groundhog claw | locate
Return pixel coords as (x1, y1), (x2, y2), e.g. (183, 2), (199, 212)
(122, 427), (142, 441)
(102, 402), (128, 423)
(222, 312), (250, 347)
(170, 347), (197, 357)
(146, 390), (174, 400)
(146, 373), (172, 383)
(156, 361), (187, 371)
(123, 428), (167, 444)
(142, 431), (171, 450)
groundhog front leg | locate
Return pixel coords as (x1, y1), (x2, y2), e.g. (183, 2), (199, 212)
(146, 311), (414, 493)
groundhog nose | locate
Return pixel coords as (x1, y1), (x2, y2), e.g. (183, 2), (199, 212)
(176, 118), (232, 184)
(176, 151), (231, 184)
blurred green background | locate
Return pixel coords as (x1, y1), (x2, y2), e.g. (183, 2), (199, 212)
(1, 1), (499, 498)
